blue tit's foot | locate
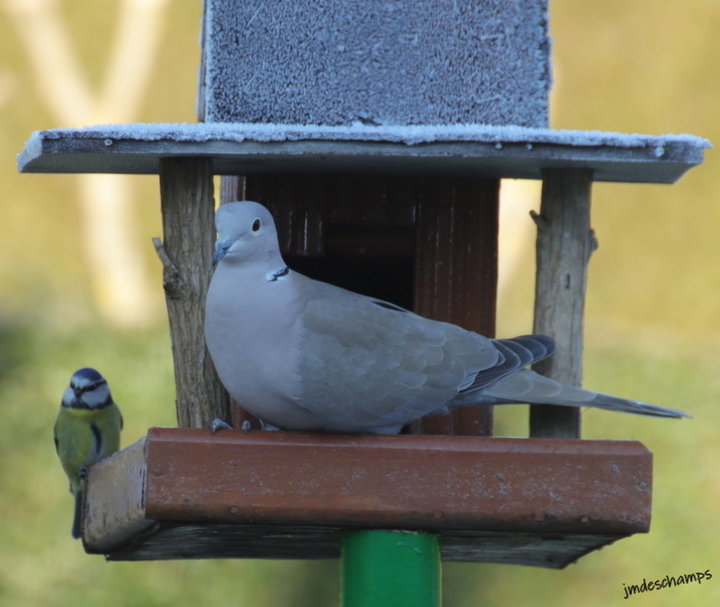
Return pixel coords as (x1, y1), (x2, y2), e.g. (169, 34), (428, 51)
(209, 418), (234, 433)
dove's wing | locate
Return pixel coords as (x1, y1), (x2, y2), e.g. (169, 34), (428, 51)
(292, 274), (499, 432)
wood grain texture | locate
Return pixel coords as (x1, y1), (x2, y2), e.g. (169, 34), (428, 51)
(411, 178), (499, 436)
(531, 168), (595, 438)
(159, 158), (229, 428)
(84, 437), (152, 553)
(102, 522), (625, 568)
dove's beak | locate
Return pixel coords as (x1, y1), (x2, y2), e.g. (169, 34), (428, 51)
(212, 240), (232, 266)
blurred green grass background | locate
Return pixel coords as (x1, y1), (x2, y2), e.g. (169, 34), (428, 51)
(1, 1), (718, 606)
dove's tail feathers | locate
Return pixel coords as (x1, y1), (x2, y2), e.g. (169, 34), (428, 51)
(500, 335), (556, 363)
(466, 335), (555, 391)
(575, 391), (691, 418)
(467, 369), (691, 419)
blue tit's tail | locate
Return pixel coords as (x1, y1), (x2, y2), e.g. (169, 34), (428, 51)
(72, 490), (83, 539)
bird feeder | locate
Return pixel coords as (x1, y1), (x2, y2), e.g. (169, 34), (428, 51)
(20, 0), (706, 584)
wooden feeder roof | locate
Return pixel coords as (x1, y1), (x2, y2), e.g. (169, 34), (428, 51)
(18, 122), (709, 183)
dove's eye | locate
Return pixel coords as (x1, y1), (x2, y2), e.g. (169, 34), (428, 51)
(251, 219), (262, 232)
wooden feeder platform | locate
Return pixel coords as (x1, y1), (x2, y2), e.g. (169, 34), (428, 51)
(85, 427), (651, 568)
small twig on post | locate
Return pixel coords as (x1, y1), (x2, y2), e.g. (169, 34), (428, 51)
(151, 237), (186, 300)
(528, 209), (546, 226)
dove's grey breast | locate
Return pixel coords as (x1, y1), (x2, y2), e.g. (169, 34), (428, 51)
(205, 264), (324, 430)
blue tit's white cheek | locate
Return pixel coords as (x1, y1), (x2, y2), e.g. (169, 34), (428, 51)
(84, 385), (110, 409)
(62, 386), (75, 407)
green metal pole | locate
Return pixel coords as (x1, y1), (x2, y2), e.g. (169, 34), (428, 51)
(341, 530), (441, 607)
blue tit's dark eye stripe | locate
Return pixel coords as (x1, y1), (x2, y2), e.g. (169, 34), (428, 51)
(75, 379), (107, 394)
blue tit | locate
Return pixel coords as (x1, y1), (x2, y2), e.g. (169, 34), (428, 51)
(53, 367), (123, 539)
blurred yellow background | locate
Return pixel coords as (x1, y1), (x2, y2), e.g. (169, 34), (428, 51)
(0, 1), (718, 606)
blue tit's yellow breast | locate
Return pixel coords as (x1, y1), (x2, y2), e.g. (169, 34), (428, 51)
(54, 404), (122, 493)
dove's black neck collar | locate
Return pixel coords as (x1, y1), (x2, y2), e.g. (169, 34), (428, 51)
(266, 266), (289, 282)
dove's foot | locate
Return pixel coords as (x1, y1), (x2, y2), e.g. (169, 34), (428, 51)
(209, 418), (234, 433)
(210, 418), (256, 433)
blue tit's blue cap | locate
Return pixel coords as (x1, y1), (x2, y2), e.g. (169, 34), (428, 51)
(72, 367), (105, 383)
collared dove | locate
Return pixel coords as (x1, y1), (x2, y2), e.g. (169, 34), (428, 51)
(205, 201), (689, 434)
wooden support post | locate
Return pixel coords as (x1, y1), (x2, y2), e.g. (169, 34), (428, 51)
(158, 158), (229, 428)
(530, 168), (595, 438)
